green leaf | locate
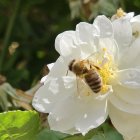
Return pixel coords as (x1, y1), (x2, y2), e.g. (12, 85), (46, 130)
(36, 128), (69, 140)
(64, 123), (123, 140)
(89, 123), (123, 140)
(101, 123), (123, 140)
(35, 120), (123, 140)
(0, 110), (40, 140)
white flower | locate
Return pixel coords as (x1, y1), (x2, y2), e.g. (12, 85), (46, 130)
(32, 15), (140, 136)
(109, 11), (140, 140)
(40, 63), (54, 83)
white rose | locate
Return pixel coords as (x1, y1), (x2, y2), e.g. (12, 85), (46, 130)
(32, 14), (140, 137)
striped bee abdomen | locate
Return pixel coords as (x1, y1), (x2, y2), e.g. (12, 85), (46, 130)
(85, 69), (102, 93)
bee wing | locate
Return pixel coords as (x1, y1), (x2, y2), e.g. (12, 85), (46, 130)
(81, 52), (102, 70)
(83, 51), (109, 69)
(83, 52), (100, 64)
(75, 76), (93, 97)
(75, 76), (80, 96)
(83, 52), (97, 60)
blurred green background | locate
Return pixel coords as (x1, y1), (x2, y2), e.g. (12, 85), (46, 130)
(0, 0), (140, 90)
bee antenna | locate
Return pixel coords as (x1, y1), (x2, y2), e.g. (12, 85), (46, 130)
(69, 59), (75, 71)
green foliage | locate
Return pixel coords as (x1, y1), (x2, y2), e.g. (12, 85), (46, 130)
(35, 122), (123, 140)
(0, 110), (123, 140)
(64, 123), (123, 140)
(0, 110), (40, 140)
(69, 0), (119, 20)
(36, 129), (69, 140)
(0, 0), (75, 89)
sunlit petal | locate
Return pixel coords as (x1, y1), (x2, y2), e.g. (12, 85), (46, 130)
(131, 15), (140, 23)
(46, 56), (68, 79)
(109, 93), (140, 114)
(55, 31), (80, 60)
(109, 101), (140, 139)
(117, 68), (140, 88)
(124, 135), (140, 140)
(119, 38), (140, 68)
(98, 38), (119, 62)
(48, 96), (87, 132)
(75, 98), (108, 135)
(76, 22), (97, 44)
(94, 15), (113, 38)
(32, 76), (76, 113)
(112, 18), (132, 52)
(40, 63), (54, 83)
(112, 85), (140, 105)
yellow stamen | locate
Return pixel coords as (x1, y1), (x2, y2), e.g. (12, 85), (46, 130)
(96, 54), (117, 93)
(102, 47), (107, 52)
(116, 8), (126, 18)
(101, 85), (109, 94)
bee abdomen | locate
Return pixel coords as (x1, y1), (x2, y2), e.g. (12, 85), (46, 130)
(85, 70), (102, 93)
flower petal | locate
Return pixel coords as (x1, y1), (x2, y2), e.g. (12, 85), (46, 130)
(131, 15), (140, 23)
(112, 18), (132, 51)
(55, 31), (74, 56)
(112, 84), (140, 105)
(94, 15), (113, 38)
(75, 22), (97, 59)
(40, 75), (48, 84)
(109, 93), (140, 114)
(48, 96), (87, 133)
(124, 135), (140, 140)
(124, 12), (134, 20)
(117, 68), (140, 88)
(62, 127), (80, 135)
(48, 92), (108, 135)
(76, 22), (97, 44)
(79, 43), (96, 59)
(109, 101), (140, 139)
(55, 31), (80, 60)
(75, 98), (108, 135)
(32, 76), (76, 113)
(119, 38), (140, 68)
(47, 63), (54, 70)
(98, 38), (119, 62)
(40, 63), (54, 83)
(47, 56), (68, 78)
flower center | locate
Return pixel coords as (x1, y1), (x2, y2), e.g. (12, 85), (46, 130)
(112, 8), (126, 20)
(116, 8), (126, 18)
(91, 48), (117, 93)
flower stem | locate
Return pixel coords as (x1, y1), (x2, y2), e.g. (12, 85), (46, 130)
(0, 0), (21, 72)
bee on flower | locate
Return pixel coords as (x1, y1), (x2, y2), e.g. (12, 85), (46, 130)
(32, 10), (140, 139)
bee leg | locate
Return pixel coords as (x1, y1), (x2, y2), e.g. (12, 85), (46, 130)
(90, 64), (92, 69)
(76, 76), (80, 97)
(66, 70), (69, 76)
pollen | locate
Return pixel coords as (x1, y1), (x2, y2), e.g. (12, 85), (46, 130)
(102, 47), (107, 52)
(101, 85), (109, 94)
(97, 54), (117, 93)
(116, 8), (126, 18)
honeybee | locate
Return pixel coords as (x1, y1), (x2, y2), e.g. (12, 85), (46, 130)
(68, 59), (102, 93)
